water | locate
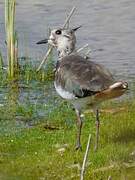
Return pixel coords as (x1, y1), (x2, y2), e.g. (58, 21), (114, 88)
(0, 0), (134, 117)
(0, 0), (135, 81)
(0, 0), (135, 104)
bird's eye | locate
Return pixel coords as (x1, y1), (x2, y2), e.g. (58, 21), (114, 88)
(55, 30), (61, 35)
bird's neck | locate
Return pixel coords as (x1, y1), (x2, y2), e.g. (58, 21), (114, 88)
(57, 49), (74, 60)
(57, 38), (76, 60)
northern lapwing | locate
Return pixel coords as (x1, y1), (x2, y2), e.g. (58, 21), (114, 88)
(37, 27), (128, 150)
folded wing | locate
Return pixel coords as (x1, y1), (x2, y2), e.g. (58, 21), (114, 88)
(55, 55), (115, 98)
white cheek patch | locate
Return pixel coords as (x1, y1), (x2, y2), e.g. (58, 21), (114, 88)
(57, 38), (69, 49)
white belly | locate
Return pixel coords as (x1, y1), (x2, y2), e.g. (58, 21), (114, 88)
(54, 82), (99, 111)
(54, 82), (76, 100)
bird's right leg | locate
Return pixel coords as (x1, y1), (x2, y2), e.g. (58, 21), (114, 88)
(75, 109), (83, 150)
(94, 108), (100, 151)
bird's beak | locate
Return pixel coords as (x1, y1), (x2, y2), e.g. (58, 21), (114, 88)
(36, 38), (48, 44)
(72, 25), (82, 32)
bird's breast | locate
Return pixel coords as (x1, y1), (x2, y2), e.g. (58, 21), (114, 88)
(54, 81), (76, 100)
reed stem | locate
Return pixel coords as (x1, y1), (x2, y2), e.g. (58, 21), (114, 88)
(5, 0), (18, 79)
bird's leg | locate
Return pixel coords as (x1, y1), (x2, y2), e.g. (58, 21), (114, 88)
(75, 109), (83, 150)
(94, 109), (100, 151)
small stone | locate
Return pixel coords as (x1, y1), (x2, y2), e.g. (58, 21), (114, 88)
(67, 163), (81, 170)
(57, 147), (65, 153)
(130, 150), (135, 156)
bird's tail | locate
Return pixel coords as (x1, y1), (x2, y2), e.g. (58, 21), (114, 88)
(95, 81), (128, 101)
(109, 81), (128, 91)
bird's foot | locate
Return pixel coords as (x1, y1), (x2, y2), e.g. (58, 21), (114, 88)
(75, 144), (82, 151)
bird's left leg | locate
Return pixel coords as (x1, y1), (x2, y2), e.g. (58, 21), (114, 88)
(75, 109), (83, 150)
(94, 108), (100, 151)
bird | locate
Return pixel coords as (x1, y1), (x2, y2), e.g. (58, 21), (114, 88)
(37, 27), (128, 151)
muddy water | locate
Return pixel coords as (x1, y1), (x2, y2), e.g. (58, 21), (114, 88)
(0, 0), (135, 80)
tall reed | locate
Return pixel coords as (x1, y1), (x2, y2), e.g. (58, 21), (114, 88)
(0, 51), (3, 79)
(5, 0), (18, 79)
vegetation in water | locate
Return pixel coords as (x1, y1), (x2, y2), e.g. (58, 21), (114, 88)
(5, 0), (19, 79)
(0, 1), (134, 180)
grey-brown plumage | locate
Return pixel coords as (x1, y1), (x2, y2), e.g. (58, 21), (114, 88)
(37, 27), (128, 151)
(55, 54), (115, 97)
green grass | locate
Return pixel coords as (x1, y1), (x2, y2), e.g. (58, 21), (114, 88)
(0, 99), (135, 180)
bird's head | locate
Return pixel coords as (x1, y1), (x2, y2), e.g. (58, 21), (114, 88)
(37, 26), (81, 58)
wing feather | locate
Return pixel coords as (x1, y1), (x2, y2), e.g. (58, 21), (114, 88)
(55, 55), (115, 98)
